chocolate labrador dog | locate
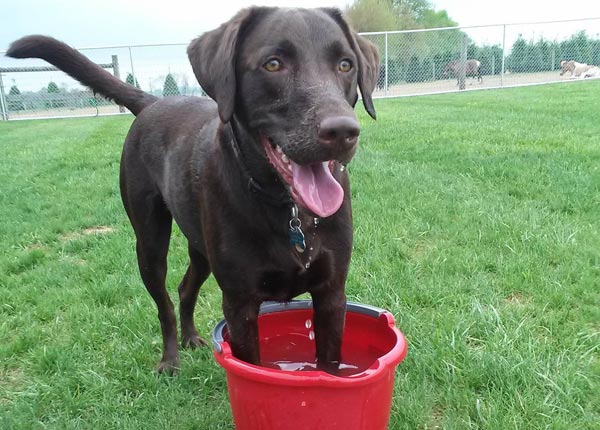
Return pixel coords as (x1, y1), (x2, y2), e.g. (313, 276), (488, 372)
(7, 7), (379, 374)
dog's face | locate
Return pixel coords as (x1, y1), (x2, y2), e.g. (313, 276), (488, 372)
(560, 60), (574, 75)
(236, 9), (364, 159)
(188, 7), (379, 217)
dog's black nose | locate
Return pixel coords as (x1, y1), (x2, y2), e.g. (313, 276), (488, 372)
(318, 116), (360, 151)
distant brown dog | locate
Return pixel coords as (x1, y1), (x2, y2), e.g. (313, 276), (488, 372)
(7, 7), (379, 374)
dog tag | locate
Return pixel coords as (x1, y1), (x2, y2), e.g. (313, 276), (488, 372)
(289, 205), (306, 253)
(289, 225), (306, 253)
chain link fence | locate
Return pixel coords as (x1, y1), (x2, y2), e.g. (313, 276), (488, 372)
(364, 17), (600, 98)
(0, 43), (197, 120)
(1, 17), (599, 120)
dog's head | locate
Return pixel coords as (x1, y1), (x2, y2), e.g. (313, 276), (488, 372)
(560, 60), (574, 75)
(188, 7), (379, 217)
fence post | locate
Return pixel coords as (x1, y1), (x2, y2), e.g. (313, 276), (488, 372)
(0, 72), (8, 121)
(459, 33), (467, 90)
(384, 32), (389, 97)
(501, 24), (506, 87)
(128, 47), (137, 90)
(112, 54), (125, 113)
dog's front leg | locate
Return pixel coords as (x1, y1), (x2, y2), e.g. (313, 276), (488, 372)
(222, 294), (261, 365)
(311, 285), (347, 373)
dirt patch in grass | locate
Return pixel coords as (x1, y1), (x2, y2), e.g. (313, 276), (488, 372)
(427, 405), (444, 429)
(0, 368), (26, 405)
(26, 243), (48, 251)
(504, 293), (527, 306)
(83, 226), (114, 235)
(60, 255), (87, 265)
(59, 226), (115, 242)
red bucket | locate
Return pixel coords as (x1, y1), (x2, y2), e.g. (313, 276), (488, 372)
(212, 301), (408, 430)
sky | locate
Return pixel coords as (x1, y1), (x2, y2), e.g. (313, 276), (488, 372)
(431, 0), (600, 27)
(2, 0), (599, 50)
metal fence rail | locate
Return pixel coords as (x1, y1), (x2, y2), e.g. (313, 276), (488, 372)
(1, 17), (599, 120)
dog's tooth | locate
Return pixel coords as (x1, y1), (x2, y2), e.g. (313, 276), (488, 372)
(282, 154), (289, 163)
(276, 146), (283, 154)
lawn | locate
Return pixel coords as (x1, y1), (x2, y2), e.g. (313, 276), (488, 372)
(1, 81), (599, 429)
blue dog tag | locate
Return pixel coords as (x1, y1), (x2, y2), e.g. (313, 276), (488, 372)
(289, 225), (306, 253)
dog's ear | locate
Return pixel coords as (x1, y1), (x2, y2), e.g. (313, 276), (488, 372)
(354, 35), (380, 119)
(321, 8), (380, 120)
(187, 8), (266, 123)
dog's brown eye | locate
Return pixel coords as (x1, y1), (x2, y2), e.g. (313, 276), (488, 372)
(263, 58), (283, 72)
(339, 59), (352, 72)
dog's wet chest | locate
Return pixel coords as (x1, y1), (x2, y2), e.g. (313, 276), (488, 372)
(257, 234), (334, 301)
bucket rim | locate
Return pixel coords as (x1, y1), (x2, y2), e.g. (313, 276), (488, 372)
(212, 300), (388, 353)
(212, 300), (408, 387)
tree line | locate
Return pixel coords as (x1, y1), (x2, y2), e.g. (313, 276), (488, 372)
(374, 31), (600, 85)
(507, 31), (600, 73)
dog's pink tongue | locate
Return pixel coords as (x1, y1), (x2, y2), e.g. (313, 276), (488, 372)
(291, 161), (344, 217)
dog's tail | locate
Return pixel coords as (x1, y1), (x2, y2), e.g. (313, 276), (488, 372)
(6, 35), (158, 116)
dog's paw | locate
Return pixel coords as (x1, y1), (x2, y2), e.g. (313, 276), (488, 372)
(182, 334), (208, 349)
(157, 358), (180, 375)
(317, 360), (341, 375)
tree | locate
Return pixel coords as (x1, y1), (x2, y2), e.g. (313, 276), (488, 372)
(391, 0), (431, 29)
(345, 0), (457, 32)
(47, 81), (60, 93)
(405, 56), (423, 82)
(46, 81), (65, 108)
(126, 73), (141, 89)
(420, 9), (457, 29)
(508, 36), (528, 73)
(563, 31), (591, 64)
(162, 73), (180, 97)
(345, 0), (398, 32)
(471, 44), (503, 75)
(8, 85), (24, 111)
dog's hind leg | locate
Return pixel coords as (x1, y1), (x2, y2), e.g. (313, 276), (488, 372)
(178, 245), (210, 348)
(123, 183), (179, 374)
(135, 199), (179, 374)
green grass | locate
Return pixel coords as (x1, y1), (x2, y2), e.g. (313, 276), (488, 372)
(1, 81), (599, 429)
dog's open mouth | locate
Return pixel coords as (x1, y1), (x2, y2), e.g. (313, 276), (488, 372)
(261, 136), (344, 217)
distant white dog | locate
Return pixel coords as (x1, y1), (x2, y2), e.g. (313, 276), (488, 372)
(560, 60), (598, 78)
